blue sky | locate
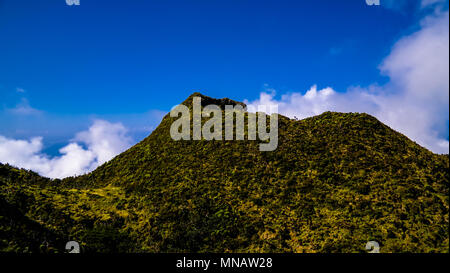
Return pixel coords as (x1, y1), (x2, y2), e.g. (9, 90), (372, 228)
(0, 0), (426, 111)
(0, 0), (449, 178)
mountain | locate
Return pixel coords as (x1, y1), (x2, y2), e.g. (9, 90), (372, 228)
(0, 93), (448, 253)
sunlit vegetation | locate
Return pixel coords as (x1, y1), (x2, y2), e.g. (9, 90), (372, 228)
(1, 93), (448, 253)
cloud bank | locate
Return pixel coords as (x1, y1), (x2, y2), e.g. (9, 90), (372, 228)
(246, 10), (449, 154)
(0, 120), (132, 179)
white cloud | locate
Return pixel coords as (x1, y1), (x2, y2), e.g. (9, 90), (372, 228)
(246, 10), (449, 154)
(245, 85), (337, 118)
(0, 120), (132, 179)
(74, 120), (132, 165)
(421, 0), (447, 9)
(382, 0), (447, 11)
(7, 98), (42, 115)
(380, 10), (449, 104)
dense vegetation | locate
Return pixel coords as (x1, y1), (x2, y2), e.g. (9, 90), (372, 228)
(1, 93), (448, 253)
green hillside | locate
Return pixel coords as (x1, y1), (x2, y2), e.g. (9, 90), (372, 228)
(1, 93), (448, 253)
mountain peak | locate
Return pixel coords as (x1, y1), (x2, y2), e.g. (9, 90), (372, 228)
(182, 92), (247, 109)
(1, 93), (448, 253)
